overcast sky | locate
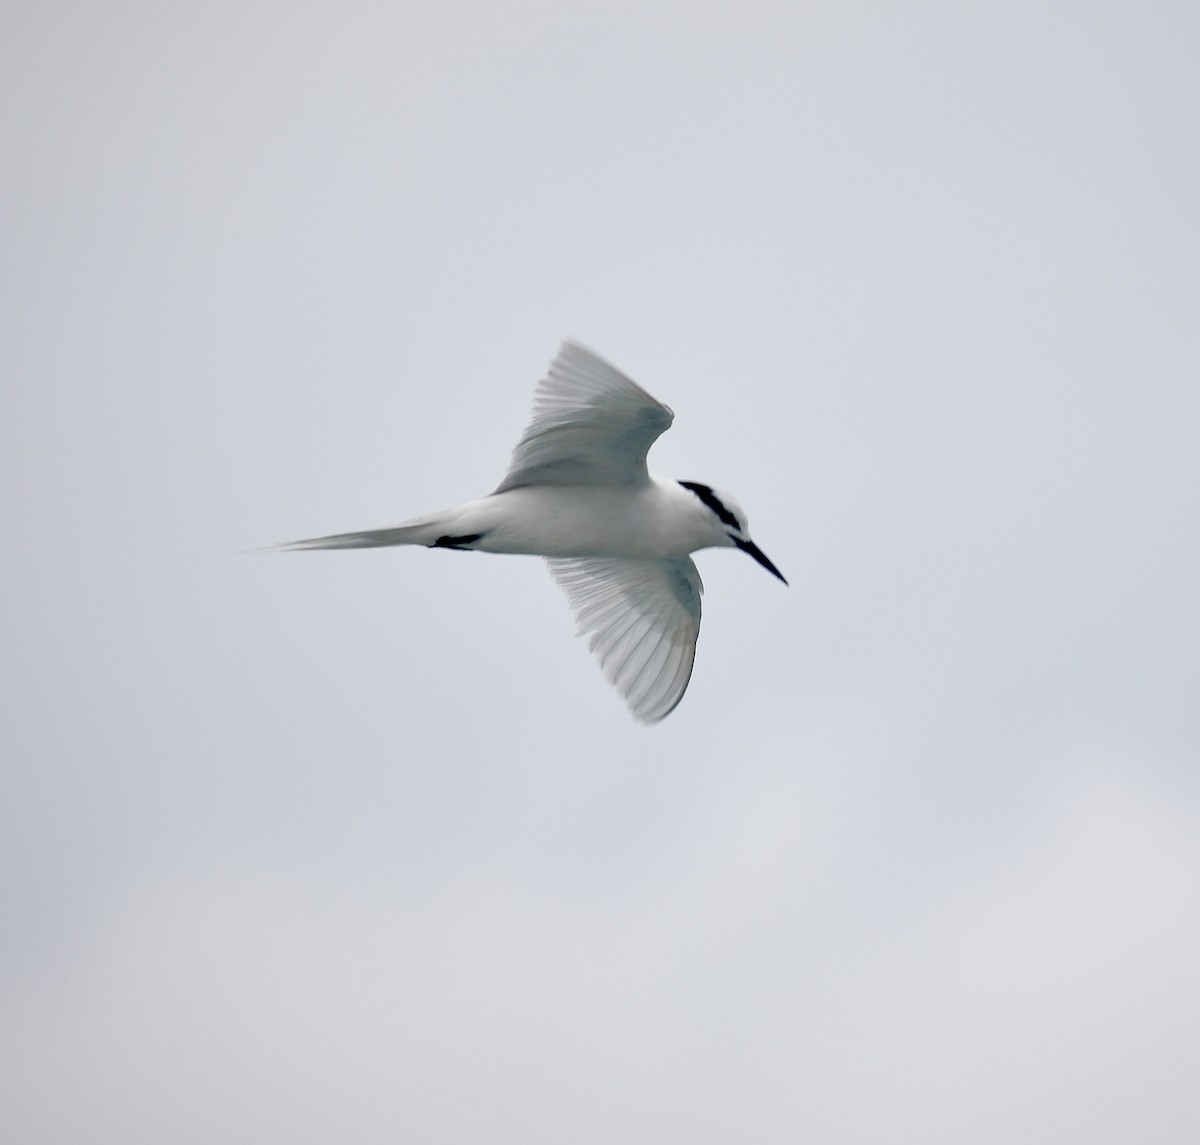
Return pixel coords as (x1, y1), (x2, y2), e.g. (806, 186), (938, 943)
(3, 2), (1198, 1141)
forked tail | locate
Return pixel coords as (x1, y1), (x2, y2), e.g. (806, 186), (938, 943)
(264, 511), (457, 553)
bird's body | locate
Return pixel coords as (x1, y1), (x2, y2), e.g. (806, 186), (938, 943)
(307, 480), (721, 558)
(273, 342), (785, 721)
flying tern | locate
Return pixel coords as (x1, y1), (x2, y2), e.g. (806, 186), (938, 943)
(273, 341), (786, 721)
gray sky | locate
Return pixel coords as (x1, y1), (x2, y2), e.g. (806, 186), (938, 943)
(3, 2), (1198, 1141)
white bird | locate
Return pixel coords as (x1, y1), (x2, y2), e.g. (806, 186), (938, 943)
(273, 342), (786, 722)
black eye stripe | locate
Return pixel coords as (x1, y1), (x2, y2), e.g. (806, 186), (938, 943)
(679, 481), (740, 530)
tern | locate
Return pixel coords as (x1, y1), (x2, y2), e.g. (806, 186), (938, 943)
(273, 341), (786, 721)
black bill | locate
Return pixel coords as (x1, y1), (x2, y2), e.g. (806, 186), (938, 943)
(734, 537), (788, 585)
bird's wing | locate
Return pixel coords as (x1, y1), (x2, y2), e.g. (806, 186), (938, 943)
(547, 556), (702, 723)
(495, 341), (674, 492)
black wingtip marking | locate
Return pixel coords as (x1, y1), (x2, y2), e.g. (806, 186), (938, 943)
(431, 533), (484, 551)
(678, 481), (740, 530)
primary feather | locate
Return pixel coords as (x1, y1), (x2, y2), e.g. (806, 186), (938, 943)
(547, 556), (702, 723)
(496, 341), (674, 492)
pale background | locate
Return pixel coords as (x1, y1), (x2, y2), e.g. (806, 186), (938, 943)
(3, 3), (1198, 1142)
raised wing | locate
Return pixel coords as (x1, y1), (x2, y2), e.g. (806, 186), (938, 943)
(547, 556), (703, 723)
(495, 342), (674, 492)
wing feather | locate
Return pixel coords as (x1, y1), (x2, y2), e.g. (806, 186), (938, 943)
(496, 342), (673, 492)
(547, 556), (703, 722)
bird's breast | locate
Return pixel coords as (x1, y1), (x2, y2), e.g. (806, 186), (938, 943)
(463, 482), (711, 559)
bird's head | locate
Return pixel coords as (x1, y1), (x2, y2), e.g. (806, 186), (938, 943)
(677, 481), (787, 584)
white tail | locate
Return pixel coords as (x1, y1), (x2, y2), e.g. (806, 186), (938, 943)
(265, 511), (454, 552)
